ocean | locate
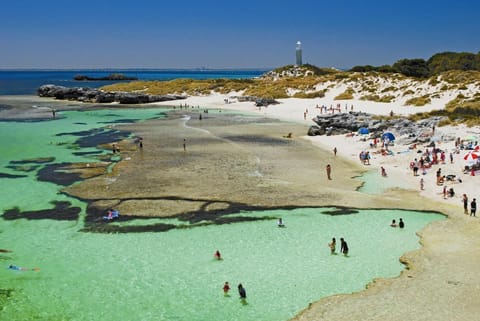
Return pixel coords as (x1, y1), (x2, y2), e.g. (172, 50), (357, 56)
(0, 69), (267, 95)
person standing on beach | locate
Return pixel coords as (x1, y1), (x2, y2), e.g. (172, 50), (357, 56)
(340, 238), (349, 256)
(328, 237), (336, 255)
(333, 147), (337, 156)
(183, 139), (186, 152)
(420, 178), (425, 190)
(463, 194), (469, 214)
(470, 198), (477, 217)
(326, 164), (332, 180)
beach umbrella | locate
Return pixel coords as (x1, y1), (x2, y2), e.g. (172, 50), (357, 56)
(358, 127), (369, 135)
(382, 132), (395, 141)
(464, 151), (480, 163)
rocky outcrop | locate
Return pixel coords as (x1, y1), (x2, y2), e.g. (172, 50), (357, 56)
(37, 85), (186, 104)
(74, 73), (138, 81)
(308, 111), (447, 144)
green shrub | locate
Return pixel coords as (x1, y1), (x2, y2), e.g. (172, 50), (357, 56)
(334, 87), (355, 100)
(405, 96), (431, 106)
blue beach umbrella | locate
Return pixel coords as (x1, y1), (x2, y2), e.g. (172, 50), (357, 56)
(382, 132), (395, 141)
(358, 127), (369, 135)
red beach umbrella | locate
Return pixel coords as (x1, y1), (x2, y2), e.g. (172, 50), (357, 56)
(464, 151), (480, 163)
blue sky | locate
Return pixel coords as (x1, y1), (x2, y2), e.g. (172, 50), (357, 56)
(0, 0), (479, 69)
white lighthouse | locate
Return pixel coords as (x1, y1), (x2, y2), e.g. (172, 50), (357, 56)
(295, 41), (303, 66)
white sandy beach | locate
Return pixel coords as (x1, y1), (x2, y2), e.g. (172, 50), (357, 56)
(155, 91), (480, 321)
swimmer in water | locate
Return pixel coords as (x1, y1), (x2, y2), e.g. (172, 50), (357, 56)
(238, 283), (247, 299)
(214, 250), (222, 260)
(223, 282), (230, 295)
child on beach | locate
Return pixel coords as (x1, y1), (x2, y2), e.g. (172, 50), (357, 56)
(381, 166), (387, 177)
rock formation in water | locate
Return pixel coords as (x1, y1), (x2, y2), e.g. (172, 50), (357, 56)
(73, 73), (138, 81)
(37, 84), (186, 104)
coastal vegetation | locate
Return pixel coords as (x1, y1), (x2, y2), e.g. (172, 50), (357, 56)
(350, 51), (480, 78)
(100, 51), (480, 124)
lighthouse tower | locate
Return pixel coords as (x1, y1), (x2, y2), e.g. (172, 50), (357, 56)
(295, 41), (303, 66)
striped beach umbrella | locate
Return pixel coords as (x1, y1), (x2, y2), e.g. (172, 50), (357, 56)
(464, 151), (480, 163)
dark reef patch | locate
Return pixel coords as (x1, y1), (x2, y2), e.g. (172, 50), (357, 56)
(81, 223), (177, 234)
(0, 104), (12, 111)
(2, 201), (81, 221)
(323, 207), (360, 215)
(72, 150), (104, 156)
(222, 134), (292, 145)
(37, 163), (84, 186)
(0, 172), (28, 179)
(56, 128), (131, 148)
(10, 157), (55, 164)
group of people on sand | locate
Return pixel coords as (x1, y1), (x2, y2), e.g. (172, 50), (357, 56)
(390, 218), (405, 228)
(462, 194), (477, 216)
(214, 250), (247, 300)
(328, 237), (349, 256)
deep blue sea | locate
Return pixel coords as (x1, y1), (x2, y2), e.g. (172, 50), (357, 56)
(0, 69), (267, 95)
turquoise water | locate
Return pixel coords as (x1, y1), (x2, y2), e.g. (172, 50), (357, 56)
(0, 109), (445, 321)
(358, 169), (412, 194)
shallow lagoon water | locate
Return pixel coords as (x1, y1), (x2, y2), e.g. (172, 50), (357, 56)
(0, 109), (444, 321)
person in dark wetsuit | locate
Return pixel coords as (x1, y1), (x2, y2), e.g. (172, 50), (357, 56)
(463, 194), (469, 215)
(238, 283), (247, 299)
(471, 198), (477, 217)
(399, 218), (405, 228)
(340, 238), (349, 256)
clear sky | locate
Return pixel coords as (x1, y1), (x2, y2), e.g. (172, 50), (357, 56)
(1, 0), (479, 69)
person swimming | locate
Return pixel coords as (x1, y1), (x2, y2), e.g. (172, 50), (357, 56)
(214, 250), (222, 260)
(8, 265), (39, 271)
(390, 219), (397, 227)
(328, 237), (336, 255)
(223, 282), (230, 295)
(277, 218), (285, 227)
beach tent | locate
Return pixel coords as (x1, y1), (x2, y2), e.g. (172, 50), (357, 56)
(382, 132), (395, 141)
(358, 127), (370, 135)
